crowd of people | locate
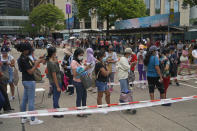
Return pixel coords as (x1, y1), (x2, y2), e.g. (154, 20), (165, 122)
(0, 37), (197, 125)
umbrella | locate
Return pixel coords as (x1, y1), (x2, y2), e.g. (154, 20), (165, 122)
(34, 37), (40, 40)
(40, 36), (45, 40)
(69, 36), (76, 40)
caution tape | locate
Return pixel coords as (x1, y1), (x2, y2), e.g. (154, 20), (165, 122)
(0, 95), (196, 119)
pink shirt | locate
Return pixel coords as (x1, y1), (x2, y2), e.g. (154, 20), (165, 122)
(182, 50), (188, 56)
(71, 60), (81, 82)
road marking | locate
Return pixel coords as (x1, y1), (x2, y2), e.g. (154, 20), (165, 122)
(179, 83), (197, 89)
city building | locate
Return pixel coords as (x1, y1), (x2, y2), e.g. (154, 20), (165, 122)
(0, 0), (29, 35)
(0, 0), (22, 15)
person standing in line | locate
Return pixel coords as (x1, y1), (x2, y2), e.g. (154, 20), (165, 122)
(137, 45), (147, 89)
(0, 60), (14, 113)
(117, 48), (136, 114)
(178, 45), (191, 75)
(71, 48), (91, 117)
(62, 48), (74, 96)
(95, 51), (110, 105)
(169, 46), (180, 86)
(105, 45), (118, 92)
(46, 47), (64, 118)
(129, 49), (137, 87)
(0, 46), (16, 100)
(192, 44), (197, 74)
(159, 49), (171, 106)
(86, 48), (97, 93)
(144, 46), (165, 100)
(16, 43), (44, 125)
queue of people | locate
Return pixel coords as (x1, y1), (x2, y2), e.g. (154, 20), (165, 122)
(0, 39), (197, 125)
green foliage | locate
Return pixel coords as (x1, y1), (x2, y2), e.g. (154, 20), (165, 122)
(190, 18), (197, 25)
(27, 4), (65, 35)
(182, 0), (197, 7)
(173, 0), (197, 7)
(75, 0), (146, 36)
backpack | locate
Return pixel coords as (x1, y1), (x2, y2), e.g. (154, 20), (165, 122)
(160, 57), (170, 77)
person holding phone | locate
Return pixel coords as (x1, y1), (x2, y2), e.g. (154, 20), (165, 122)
(16, 43), (44, 125)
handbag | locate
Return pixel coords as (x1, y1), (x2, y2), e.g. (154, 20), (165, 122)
(33, 68), (42, 81)
(13, 67), (19, 86)
(0, 66), (9, 85)
(29, 58), (42, 82)
(80, 72), (92, 89)
(128, 71), (135, 83)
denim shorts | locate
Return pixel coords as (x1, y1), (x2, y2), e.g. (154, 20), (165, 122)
(96, 81), (109, 92)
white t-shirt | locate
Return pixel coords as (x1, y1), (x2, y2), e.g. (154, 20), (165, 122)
(0, 54), (14, 63)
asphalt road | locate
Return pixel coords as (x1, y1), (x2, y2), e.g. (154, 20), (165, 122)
(1, 48), (197, 131)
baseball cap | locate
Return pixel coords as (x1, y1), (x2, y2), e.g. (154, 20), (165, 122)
(125, 48), (133, 54)
(149, 45), (158, 52)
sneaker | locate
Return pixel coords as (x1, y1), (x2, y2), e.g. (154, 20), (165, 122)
(21, 118), (30, 124)
(53, 115), (64, 118)
(132, 109), (137, 114)
(30, 118), (44, 125)
(176, 82), (180, 86)
(10, 96), (15, 101)
(0, 121), (2, 124)
(76, 114), (88, 118)
(68, 92), (73, 96)
(162, 103), (172, 106)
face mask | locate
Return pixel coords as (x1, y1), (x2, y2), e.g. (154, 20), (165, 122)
(186, 48), (188, 50)
(78, 56), (83, 61)
(140, 50), (143, 53)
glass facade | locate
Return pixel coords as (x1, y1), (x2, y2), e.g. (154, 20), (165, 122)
(165, 0), (170, 14)
(144, 0), (150, 15)
(174, 1), (179, 12)
(155, 0), (161, 14)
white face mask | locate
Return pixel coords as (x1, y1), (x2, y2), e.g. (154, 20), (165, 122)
(78, 56), (83, 61)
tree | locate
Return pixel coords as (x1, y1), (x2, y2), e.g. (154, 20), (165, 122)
(75, 0), (146, 37)
(28, 4), (65, 36)
(182, 0), (197, 7)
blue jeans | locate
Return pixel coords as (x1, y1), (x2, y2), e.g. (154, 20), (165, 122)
(51, 83), (62, 108)
(73, 81), (87, 107)
(21, 81), (36, 121)
(8, 67), (13, 83)
(119, 79), (129, 93)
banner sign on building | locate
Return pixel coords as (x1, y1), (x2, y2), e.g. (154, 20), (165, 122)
(66, 16), (74, 29)
(115, 12), (180, 30)
(66, 2), (71, 14)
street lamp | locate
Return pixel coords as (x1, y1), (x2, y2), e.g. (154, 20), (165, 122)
(66, 0), (71, 37)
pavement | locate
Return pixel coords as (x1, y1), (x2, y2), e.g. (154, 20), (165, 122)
(1, 48), (197, 131)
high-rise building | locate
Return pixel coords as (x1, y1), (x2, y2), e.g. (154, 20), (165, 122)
(0, 0), (29, 35)
(0, 0), (22, 15)
(22, 0), (30, 12)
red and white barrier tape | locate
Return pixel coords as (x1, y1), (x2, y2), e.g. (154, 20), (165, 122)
(0, 95), (196, 118)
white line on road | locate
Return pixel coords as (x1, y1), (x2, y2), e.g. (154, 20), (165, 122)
(179, 83), (197, 89)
